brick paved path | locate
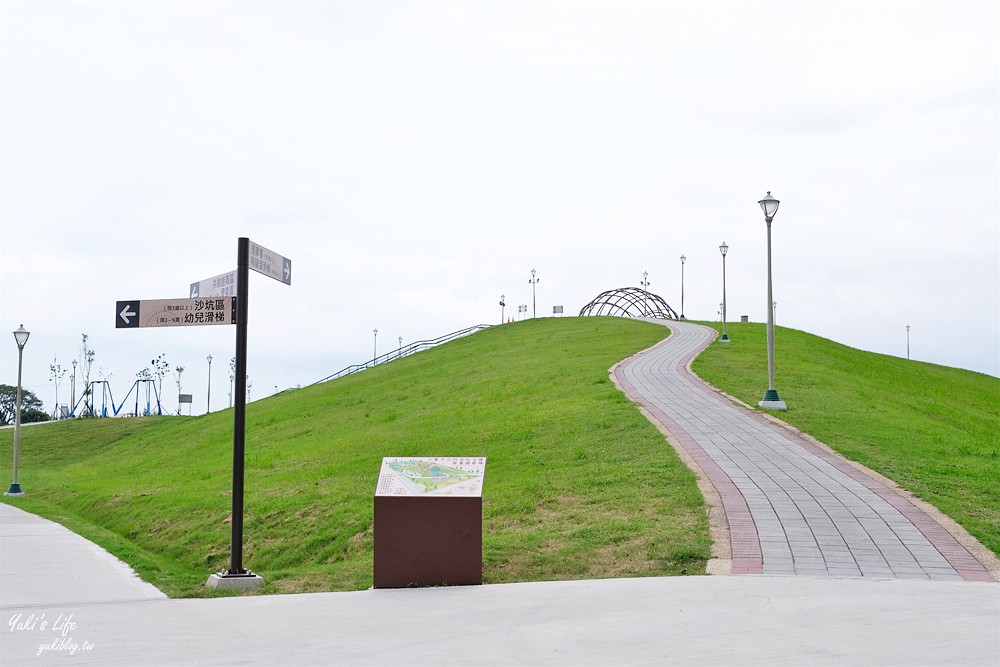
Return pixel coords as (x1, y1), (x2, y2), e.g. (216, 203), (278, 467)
(615, 320), (995, 581)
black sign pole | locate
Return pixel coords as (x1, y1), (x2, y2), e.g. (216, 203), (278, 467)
(229, 237), (250, 575)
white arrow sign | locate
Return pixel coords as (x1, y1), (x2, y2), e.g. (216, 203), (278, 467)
(190, 270), (237, 298)
(249, 241), (292, 285)
(119, 303), (137, 326)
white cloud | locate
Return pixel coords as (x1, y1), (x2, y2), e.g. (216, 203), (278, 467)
(2, 1), (997, 417)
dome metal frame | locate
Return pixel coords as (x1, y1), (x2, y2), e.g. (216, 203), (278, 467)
(578, 287), (679, 320)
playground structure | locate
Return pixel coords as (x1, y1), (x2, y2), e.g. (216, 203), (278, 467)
(67, 379), (163, 418)
(578, 287), (679, 320)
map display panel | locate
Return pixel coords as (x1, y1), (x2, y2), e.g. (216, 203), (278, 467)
(376, 457), (486, 497)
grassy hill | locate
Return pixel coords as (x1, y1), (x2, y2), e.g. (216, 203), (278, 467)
(0, 318), (710, 597)
(2, 317), (997, 598)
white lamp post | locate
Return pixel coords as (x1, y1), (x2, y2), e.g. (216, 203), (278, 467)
(373, 329), (378, 366)
(529, 269), (540, 318)
(71, 359), (77, 415)
(5, 325), (30, 496)
(640, 271), (650, 316)
(206, 355), (213, 414)
(758, 192), (786, 410)
(719, 243), (730, 342)
(679, 255), (687, 319)
(906, 325), (911, 359)
(500, 294), (505, 323)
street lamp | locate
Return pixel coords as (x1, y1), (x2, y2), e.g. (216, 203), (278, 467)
(679, 255), (687, 319)
(500, 294), (505, 324)
(398, 336), (403, 360)
(206, 355), (213, 414)
(5, 325), (30, 497)
(719, 243), (730, 342)
(373, 329), (378, 366)
(906, 325), (910, 359)
(529, 269), (540, 318)
(640, 271), (650, 316)
(758, 191), (786, 410)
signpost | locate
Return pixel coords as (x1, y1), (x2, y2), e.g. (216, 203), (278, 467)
(115, 298), (236, 329)
(206, 237), (291, 591)
(116, 237), (291, 591)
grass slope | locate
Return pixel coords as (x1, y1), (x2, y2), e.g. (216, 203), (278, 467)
(0, 318), (711, 597)
(692, 321), (1000, 556)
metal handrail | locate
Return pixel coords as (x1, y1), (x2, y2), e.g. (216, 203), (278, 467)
(310, 324), (494, 386)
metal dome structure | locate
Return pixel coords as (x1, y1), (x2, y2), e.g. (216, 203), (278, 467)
(579, 287), (679, 319)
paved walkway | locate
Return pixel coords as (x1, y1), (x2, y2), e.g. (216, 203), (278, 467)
(616, 320), (996, 581)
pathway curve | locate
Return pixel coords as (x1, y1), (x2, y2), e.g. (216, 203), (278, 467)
(615, 320), (995, 581)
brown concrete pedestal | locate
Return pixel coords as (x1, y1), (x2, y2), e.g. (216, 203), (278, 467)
(374, 495), (482, 588)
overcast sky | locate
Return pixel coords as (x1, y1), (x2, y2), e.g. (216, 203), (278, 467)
(2, 1), (997, 418)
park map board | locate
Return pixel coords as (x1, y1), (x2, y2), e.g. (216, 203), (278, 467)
(375, 457), (486, 497)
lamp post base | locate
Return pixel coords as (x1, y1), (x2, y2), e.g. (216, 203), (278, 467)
(759, 389), (787, 411)
(4, 483), (25, 497)
(206, 570), (264, 590)
(719, 334), (730, 343)
(679, 315), (686, 320)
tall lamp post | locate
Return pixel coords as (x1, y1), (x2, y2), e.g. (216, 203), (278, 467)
(906, 325), (910, 359)
(758, 192), (786, 410)
(398, 336), (403, 360)
(373, 329), (378, 366)
(5, 325), (30, 497)
(719, 243), (730, 342)
(679, 255), (687, 320)
(529, 269), (540, 318)
(206, 355), (213, 414)
(500, 294), (505, 323)
(71, 359), (77, 415)
(640, 271), (650, 316)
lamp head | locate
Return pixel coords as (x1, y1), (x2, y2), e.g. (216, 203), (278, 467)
(758, 191), (780, 221)
(680, 255), (686, 265)
(719, 242), (728, 257)
(12, 325), (29, 350)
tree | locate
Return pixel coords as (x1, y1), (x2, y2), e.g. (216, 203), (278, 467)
(0, 384), (45, 426)
(136, 367), (153, 416)
(21, 407), (50, 423)
(49, 358), (66, 418)
(151, 354), (170, 413)
(174, 366), (185, 415)
(80, 334), (95, 416)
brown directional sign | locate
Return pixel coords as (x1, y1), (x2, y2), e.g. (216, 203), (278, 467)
(116, 297), (237, 329)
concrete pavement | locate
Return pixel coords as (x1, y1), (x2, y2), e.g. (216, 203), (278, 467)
(2, 504), (998, 666)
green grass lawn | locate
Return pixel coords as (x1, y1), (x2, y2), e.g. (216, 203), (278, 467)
(0, 317), (710, 597)
(692, 321), (1000, 557)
